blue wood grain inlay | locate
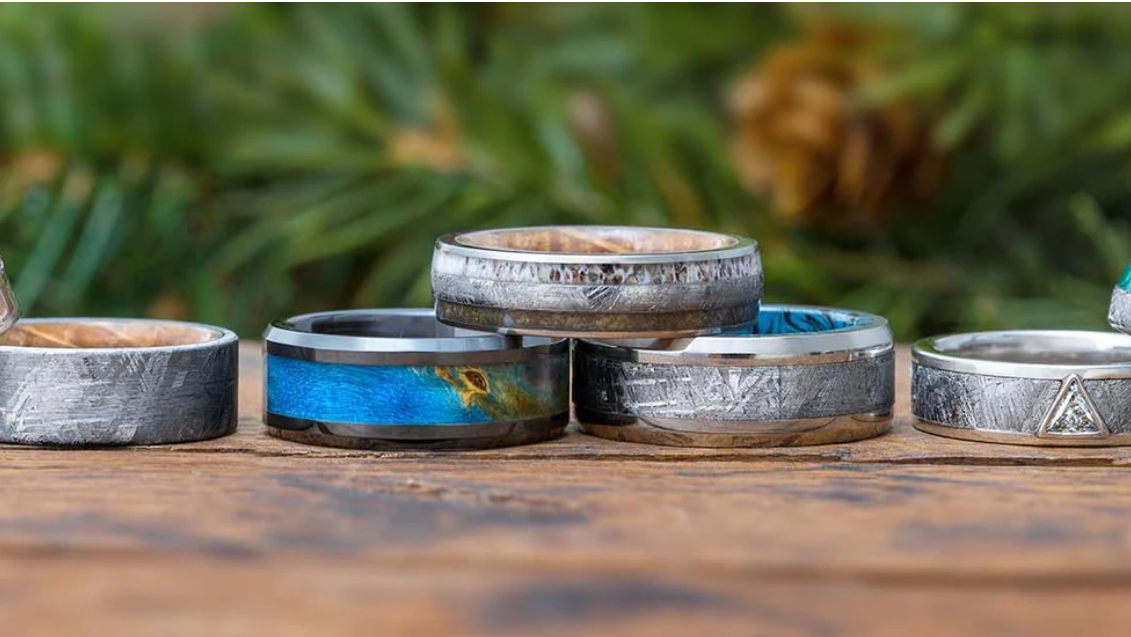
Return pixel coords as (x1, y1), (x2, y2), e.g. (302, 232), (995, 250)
(266, 355), (567, 425)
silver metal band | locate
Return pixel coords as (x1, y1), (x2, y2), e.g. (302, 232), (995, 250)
(1109, 286), (1131, 335)
(573, 305), (895, 447)
(0, 258), (18, 336)
(912, 330), (1131, 446)
(263, 309), (569, 448)
(431, 225), (762, 338)
(0, 319), (238, 446)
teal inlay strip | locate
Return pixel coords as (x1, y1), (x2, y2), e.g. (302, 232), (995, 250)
(1118, 261), (1131, 292)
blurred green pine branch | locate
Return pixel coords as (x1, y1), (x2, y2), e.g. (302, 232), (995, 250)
(0, 3), (1129, 339)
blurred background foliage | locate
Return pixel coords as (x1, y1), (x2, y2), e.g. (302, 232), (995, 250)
(2, 3), (1131, 339)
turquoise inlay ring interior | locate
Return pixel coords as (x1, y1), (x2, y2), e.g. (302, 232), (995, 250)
(588, 304), (892, 359)
(264, 309), (569, 448)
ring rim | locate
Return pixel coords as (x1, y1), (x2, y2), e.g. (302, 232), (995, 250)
(264, 308), (567, 357)
(437, 225), (758, 265)
(913, 329), (1131, 379)
(0, 317), (237, 354)
(576, 305), (893, 365)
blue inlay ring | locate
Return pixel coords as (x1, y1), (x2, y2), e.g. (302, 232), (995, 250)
(263, 309), (569, 450)
(573, 305), (894, 447)
(1108, 261), (1131, 335)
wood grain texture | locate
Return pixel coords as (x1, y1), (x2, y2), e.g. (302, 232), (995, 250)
(3, 344), (1131, 636)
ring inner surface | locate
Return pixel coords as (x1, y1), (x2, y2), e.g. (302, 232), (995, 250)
(291, 312), (487, 341)
(936, 333), (1131, 365)
(0, 321), (221, 349)
(455, 227), (736, 255)
(601, 307), (875, 351)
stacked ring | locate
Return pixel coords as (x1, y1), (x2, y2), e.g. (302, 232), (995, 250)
(0, 319), (238, 445)
(431, 225), (762, 338)
(0, 257), (18, 336)
(913, 330), (1131, 446)
(263, 309), (569, 450)
(573, 305), (895, 447)
(1108, 261), (1131, 335)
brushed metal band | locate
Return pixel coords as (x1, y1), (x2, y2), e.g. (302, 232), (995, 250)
(912, 330), (1131, 446)
(431, 225), (762, 338)
(0, 258), (18, 336)
(574, 305), (895, 447)
(264, 309), (569, 448)
(0, 319), (238, 446)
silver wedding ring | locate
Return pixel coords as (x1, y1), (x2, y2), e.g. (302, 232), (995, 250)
(913, 330), (1131, 446)
(431, 225), (762, 338)
(574, 305), (895, 447)
(0, 318), (238, 445)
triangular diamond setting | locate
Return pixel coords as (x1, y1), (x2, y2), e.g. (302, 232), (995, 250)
(1039, 376), (1109, 438)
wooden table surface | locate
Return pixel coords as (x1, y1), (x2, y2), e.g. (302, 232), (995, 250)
(6, 344), (1131, 636)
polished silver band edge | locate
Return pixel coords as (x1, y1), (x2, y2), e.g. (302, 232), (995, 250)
(264, 308), (567, 364)
(912, 330), (1131, 379)
(575, 305), (893, 366)
(912, 421), (1131, 447)
(577, 409), (892, 448)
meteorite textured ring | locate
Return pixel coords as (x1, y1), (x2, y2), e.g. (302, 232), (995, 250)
(0, 319), (238, 445)
(1108, 261), (1131, 335)
(573, 305), (895, 447)
(264, 309), (569, 450)
(0, 257), (18, 336)
(912, 330), (1131, 446)
(431, 226), (762, 338)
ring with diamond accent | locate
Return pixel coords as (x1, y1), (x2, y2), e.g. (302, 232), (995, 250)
(1108, 260), (1131, 335)
(913, 330), (1131, 446)
(573, 305), (895, 448)
(431, 225), (762, 338)
(263, 308), (569, 450)
(0, 257), (18, 336)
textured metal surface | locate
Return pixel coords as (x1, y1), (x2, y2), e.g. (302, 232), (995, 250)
(0, 319), (237, 446)
(1109, 286), (1131, 335)
(574, 351), (894, 423)
(911, 364), (1131, 445)
(0, 258), (17, 336)
(431, 226), (762, 337)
